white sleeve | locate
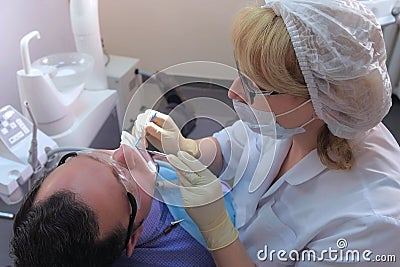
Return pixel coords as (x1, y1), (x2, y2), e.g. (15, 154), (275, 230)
(212, 121), (249, 181)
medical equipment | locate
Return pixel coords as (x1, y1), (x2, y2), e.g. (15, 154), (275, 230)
(141, 148), (168, 159)
(360, 0), (400, 26)
(70, 0), (107, 90)
(15, 0), (121, 147)
(32, 52), (94, 93)
(0, 211), (15, 220)
(135, 218), (185, 248)
(17, 31), (91, 136)
(156, 180), (179, 188)
(105, 55), (142, 128)
(0, 104), (57, 202)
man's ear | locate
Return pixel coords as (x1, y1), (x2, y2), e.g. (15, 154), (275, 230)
(126, 225), (143, 257)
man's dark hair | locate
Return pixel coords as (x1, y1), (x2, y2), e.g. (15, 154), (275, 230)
(10, 180), (126, 267)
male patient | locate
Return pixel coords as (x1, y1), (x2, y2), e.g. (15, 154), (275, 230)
(10, 144), (216, 267)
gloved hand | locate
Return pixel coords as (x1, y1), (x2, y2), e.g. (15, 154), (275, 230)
(143, 110), (199, 157)
(167, 151), (238, 251)
(130, 109), (157, 147)
(120, 130), (136, 147)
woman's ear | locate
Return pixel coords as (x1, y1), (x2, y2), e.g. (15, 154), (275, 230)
(125, 225), (143, 257)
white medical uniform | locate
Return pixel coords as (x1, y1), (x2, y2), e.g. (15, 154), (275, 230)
(213, 121), (400, 266)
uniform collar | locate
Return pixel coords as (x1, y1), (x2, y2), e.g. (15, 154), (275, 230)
(283, 149), (326, 185)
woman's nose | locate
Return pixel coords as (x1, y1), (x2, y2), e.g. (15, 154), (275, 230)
(228, 77), (246, 102)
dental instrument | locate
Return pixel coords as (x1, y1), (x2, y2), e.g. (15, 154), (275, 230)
(139, 148), (168, 158)
(156, 180), (179, 188)
(24, 101), (44, 189)
(164, 219), (185, 234)
(134, 136), (142, 148)
(135, 219), (185, 248)
(0, 211), (15, 220)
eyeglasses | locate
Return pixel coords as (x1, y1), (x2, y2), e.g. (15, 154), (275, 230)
(235, 59), (280, 104)
(57, 150), (140, 248)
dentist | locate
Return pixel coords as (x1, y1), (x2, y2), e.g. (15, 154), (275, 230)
(132, 0), (400, 266)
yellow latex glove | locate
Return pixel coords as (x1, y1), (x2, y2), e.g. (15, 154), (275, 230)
(145, 111), (199, 157)
(167, 151), (238, 251)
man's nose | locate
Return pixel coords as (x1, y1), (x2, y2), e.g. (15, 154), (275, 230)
(112, 145), (126, 165)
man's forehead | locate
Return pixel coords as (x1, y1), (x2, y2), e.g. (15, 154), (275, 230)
(35, 155), (124, 203)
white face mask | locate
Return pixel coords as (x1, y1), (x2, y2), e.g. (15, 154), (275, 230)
(233, 99), (314, 139)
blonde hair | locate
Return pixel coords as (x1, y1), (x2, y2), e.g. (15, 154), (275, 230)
(232, 7), (354, 170)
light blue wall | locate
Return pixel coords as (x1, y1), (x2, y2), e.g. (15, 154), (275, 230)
(0, 0), (75, 112)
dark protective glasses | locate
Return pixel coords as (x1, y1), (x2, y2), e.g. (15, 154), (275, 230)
(235, 59), (280, 104)
(58, 150), (140, 248)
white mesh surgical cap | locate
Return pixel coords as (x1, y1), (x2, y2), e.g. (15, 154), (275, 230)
(263, 0), (392, 139)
